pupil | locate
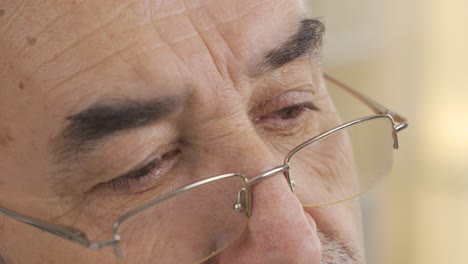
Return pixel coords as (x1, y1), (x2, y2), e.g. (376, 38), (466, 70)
(278, 106), (302, 119)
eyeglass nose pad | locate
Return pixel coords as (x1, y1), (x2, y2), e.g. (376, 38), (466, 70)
(290, 179), (296, 192)
(113, 236), (123, 261)
(233, 188), (247, 213)
(283, 170), (296, 193)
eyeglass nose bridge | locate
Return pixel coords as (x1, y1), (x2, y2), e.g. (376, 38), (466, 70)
(233, 164), (292, 217)
(246, 164), (291, 188)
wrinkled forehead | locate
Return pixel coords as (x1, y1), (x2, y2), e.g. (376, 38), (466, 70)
(1, 0), (313, 117)
(3, 2), (305, 71)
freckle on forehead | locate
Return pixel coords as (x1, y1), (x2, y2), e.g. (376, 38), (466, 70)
(26, 36), (37, 46)
(0, 9), (4, 16)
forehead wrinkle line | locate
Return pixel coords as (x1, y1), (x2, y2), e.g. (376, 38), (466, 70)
(179, 1), (227, 80)
(49, 44), (133, 93)
(187, 1), (272, 89)
(146, 13), (190, 78)
(182, 0), (271, 34)
(50, 4), (155, 92)
(88, 19), (155, 101)
(32, 1), (144, 79)
(151, 15), (200, 48)
(11, 2), (77, 56)
(150, 1), (187, 20)
(0, 1), (28, 35)
(90, 0), (144, 24)
(183, 0), (211, 10)
(237, 0), (272, 17)
(31, 8), (102, 74)
(148, 4), (186, 24)
(44, 4), (143, 89)
(12, 4), (82, 73)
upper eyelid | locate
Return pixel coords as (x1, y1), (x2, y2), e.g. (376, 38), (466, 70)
(94, 142), (180, 181)
(249, 90), (316, 117)
(119, 160), (158, 180)
(117, 148), (182, 181)
(254, 102), (318, 122)
(99, 150), (182, 193)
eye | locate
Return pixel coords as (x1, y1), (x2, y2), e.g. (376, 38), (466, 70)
(271, 102), (319, 120)
(255, 102), (319, 124)
(99, 149), (182, 194)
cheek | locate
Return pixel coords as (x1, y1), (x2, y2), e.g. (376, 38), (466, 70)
(0, 216), (115, 263)
(300, 133), (366, 259)
(112, 180), (247, 264)
(287, 126), (359, 209)
(302, 131), (357, 189)
(316, 133), (356, 184)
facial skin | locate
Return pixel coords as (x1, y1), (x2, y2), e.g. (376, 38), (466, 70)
(0, 0), (364, 263)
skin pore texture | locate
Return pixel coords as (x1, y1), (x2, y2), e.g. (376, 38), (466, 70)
(0, 0), (364, 263)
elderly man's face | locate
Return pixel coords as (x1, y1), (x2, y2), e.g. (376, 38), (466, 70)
(0, 0), (364, 263)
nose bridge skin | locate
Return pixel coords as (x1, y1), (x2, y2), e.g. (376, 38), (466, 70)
(201, 130), (323, 263)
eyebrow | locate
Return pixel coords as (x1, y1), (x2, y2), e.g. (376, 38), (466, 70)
(255, 18), (325, 74)
(52, 97), (182, 164)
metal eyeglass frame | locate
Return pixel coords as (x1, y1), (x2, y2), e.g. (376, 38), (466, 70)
(0, 74), (408, 260)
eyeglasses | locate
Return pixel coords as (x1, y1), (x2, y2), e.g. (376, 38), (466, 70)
(0, 75), (408, 263)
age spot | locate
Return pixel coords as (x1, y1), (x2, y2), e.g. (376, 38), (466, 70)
(26, 36), (37, 46)
(0, 133), (13, 148)
(0, 9), (5, 16)
(18, 82), (24, 90)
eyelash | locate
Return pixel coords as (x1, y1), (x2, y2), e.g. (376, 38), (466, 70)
(106, 149), (181, 193)
(255, 101), (319, 128)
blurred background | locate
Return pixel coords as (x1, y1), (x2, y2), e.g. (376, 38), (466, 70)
(306, 0), (468, 263)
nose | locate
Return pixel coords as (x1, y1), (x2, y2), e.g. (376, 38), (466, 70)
(215, 172), (323, 263)
(203, 131), (323, 264)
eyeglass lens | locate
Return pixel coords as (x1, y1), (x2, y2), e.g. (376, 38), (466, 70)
(114, 175), (249, 263)
(289, 116), (394, 207)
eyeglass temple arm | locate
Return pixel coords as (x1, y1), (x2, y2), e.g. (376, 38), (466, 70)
(324, 74), (408, 132)
(0, 207), (116, 249)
